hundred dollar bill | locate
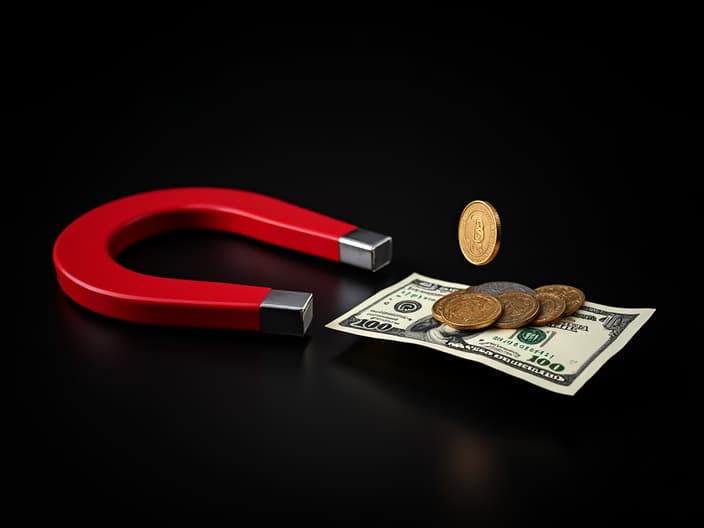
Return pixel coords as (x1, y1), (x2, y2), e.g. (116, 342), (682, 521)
(326, 273), (655, 395)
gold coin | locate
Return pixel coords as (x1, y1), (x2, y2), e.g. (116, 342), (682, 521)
(431, 289), (467, 323)
(458, 200), (502, 266)
(441, 292), (503, 330)
(494, 291), (540, 329)
(532, 292), (566, 326)
(535, 284), (586, 316)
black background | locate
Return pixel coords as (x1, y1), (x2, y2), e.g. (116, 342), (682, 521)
(13, 8), (693, 524)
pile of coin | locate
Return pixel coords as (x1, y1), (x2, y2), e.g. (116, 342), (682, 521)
(432, 281), (586, 330)
(448, 200), (585, 330)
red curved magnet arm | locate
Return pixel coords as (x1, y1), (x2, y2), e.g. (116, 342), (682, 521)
(53, 187), (359, 332)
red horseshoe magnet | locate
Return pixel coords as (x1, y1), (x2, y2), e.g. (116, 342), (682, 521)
(53, 187), (392, 336)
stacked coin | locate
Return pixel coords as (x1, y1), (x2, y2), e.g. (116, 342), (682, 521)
(432, 281), (585, 330)
(450, 201), (586, 330)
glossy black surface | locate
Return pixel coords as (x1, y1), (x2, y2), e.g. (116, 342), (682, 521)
(14, 11), (690, 523)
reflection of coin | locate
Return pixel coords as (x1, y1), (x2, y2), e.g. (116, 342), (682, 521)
(431, 289), (467, 323)
(442, 292), (503, 330)
(532, 292), (566, 326)
(535, 284), (585, 316)
(494, 291), (540, 329)
(469, 281), (536, 296)
(458, 200), (501, 266)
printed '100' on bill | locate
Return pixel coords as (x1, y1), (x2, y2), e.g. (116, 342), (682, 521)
(325, 273), (655, 396)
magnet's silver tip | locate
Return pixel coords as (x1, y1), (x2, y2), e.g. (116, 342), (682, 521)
(339, 228), (393, 272)
(260, 290), (313, 336)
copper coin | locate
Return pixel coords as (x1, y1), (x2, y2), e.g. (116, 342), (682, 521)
(431, 289), (467, 324)
(494, 291), (540, 329)
(441, 292), (503, 330)
(458, 200), (501, 266)
(535, 284), (586, 316)
(532, 292), (566, 326)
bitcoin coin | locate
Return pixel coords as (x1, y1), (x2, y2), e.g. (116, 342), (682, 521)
(494, 291), (540, 329)
(469, 281), (536, 296)
(532, 292), (566, 326)
(441, 292), (503, 330)
(535, 284), (586, 316)
(458, 200), (501, 266)
(431, 289), (468, 324)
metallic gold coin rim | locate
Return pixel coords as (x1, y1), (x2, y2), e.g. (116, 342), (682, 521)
(493, 291), (541, 329)
(535, 284), (585, 316)
(441, 292), (503, 330)
(532, 292), (566, 326)
(457, 200), (502, 266)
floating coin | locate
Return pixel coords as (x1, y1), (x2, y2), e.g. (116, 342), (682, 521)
(458, 200), (501, 266)
(431, 289), (468, 324)
(494, 291), (540, 329)
(469, 281), (537, 296)
(535, 284), (586, 316)
(442, 292), (503, 330)
(532, 292), (566, 326)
